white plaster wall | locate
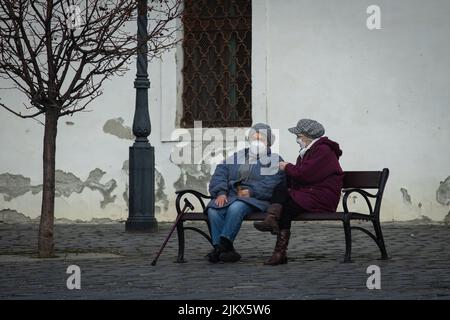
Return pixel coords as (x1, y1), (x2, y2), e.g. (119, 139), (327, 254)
(265, 0), (450, 221)
(1, 0), (449, 222)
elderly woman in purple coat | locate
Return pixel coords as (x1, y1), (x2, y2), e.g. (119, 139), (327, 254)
(254, 119), (344, 265)
(206, 123), (285, 263)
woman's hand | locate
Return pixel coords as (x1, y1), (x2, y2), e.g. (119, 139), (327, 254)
(215, 194), (228, 207)
(237, 189), (250, 197)
(279, 161), (289, 171)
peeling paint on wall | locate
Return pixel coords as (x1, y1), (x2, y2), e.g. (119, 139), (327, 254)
(84, 169), (117, 208)
(0, 173), (41, 201)
(173, 162), (211, 195)
(0, 208), (122, 224)
(400, 188), (412, 205)
(122, 186), (129, 211)
(436, 176), (450, 206)
(122, 160), (129, 210)
(409, 215), (433, 224)
(122, 160), (129, 173)
(155, 169), (169, 213)
(53, 170), (84, 197)
(0, 208), (33, 224)
(444, 212), (450, 225)
(0, 169), (117, 208)
(103, 117), (134, 140)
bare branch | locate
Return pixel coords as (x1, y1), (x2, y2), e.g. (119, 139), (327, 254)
(0, 0), (183, 120)
(0, 100), (45, 118)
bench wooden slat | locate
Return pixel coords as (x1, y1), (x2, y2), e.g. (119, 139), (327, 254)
(343, 171), (381, 189)
(181, 211), (373, 222)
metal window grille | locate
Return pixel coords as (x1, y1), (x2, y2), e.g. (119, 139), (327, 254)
(181, 0), (252, 128)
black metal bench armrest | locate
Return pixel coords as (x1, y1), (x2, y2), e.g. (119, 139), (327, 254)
(175, 189), (213, 215)
(175, 189), (213, 199)
(342, 188), (377, 215)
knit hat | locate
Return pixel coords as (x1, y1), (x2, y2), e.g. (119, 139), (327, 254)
(288, 119), (325, 139)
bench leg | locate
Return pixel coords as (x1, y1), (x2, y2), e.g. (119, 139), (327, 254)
(373, 219), (388, 260)
(343, 220), (352, 263)
(176, 220), (186, 263)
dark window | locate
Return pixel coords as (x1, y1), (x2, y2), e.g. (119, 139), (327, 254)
(181, 0), (252, 128)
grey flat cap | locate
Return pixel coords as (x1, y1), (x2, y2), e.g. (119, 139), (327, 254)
(288, 119), (325, 139)
(249, 123), (275, 146)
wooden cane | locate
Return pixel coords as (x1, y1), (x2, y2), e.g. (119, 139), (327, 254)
(151, 198), (194, 266)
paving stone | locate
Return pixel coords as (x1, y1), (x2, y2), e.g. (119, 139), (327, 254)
(0, 222), (449, 299)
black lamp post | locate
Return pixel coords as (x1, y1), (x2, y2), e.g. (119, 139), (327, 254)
(126, 0), (158, 232)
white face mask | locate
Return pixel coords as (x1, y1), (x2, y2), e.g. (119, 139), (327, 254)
(249, 140), (267, 156)
(296, 137), (306, 149)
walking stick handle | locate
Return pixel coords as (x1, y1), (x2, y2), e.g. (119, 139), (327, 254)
(184, 198), (194, 211)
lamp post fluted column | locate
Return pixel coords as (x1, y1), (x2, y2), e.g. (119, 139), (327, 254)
(126, 0), (158, 232)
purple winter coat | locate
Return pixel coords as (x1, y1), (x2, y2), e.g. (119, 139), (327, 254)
(285, 136), (344, 213)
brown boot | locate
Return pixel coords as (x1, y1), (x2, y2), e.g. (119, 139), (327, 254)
(253, 203), (282, 235)
(264, 229), (291, 266)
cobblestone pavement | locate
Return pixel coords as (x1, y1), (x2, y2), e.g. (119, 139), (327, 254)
(0, 221), (449, 299)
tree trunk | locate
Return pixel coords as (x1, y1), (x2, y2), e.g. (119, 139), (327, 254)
(38, 108), (58, 258)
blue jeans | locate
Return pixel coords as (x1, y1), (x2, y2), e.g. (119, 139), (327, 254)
(207, 200), (255, 246)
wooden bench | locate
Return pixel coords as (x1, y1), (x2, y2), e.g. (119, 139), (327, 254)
(174, 168), (389, 263)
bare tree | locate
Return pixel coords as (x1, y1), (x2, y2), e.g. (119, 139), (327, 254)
(0, 0), (182, 257)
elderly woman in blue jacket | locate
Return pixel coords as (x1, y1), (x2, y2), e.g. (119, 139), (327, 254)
(206, 123), (285, 263)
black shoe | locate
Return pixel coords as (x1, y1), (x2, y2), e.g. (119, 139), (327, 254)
(218, 236), (233, 251)
(206, 245), (220, 263)
(218, 237), (241, 262)
(219, 249), (241, 262)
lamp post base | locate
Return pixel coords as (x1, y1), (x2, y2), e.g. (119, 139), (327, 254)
(125, 216), (158, 232)
(126, 143), (158, 233)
